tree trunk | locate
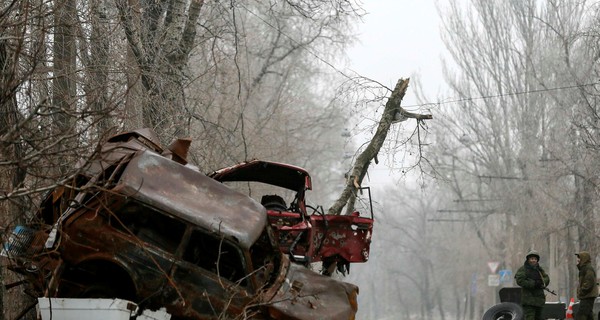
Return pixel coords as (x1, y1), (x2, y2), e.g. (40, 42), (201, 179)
(328, 78), (432, 215)
(0, 27), (29, 320)
(52, 0), (77, 174)
(575, 174), (595, 251)
(116, 0), (204, 141)
(89, 0), (112, 135)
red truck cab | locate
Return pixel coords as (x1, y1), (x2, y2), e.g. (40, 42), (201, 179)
(208, 160), (374, 275)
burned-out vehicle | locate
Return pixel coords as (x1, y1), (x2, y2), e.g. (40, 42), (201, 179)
(208, 160), (373, 275)
(2, 129), (359, 319)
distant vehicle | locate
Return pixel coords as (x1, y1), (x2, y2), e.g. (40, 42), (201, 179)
(208, 159), (374, 275)
(2, 128), (359, 319)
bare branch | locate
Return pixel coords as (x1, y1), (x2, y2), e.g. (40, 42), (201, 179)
(328, 78), (433, 215)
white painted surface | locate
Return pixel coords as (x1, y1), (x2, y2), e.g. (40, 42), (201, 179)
(37, 298), (171, 320)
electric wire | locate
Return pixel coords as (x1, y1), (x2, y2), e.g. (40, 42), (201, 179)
(236, 3), (600, 109)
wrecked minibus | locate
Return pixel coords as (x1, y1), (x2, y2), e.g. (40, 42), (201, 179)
(2, 129), (358, 319)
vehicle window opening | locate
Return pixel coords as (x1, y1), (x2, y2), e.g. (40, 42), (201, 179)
(110, 201), (186, 254)
(183, 230), (247, 286)
(219, 181), (296, 209)
(261, 195), (287, 211)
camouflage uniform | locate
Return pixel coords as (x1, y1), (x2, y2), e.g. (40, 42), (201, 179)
(575, 251), (598, 320)
(515, 250), (550, 320)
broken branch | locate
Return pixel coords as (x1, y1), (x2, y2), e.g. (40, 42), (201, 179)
(327, 78), (432, 215)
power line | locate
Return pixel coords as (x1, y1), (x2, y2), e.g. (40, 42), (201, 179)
(428, 219), (472, 222)
(404, 81), (600, 108)
(437, 209), (496, 214)
(453, 198), (502, 202)
(236, 4), (600, 109)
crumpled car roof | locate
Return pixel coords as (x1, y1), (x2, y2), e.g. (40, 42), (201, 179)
(115, 150), (267, 249)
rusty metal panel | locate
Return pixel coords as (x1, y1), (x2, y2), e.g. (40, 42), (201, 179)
(266, 262), (358, 319)
(208, 160), (312, 192)
(78, 129), (165, 179)
(106, 128), (163, 151)
(115, 150), (267, 249)
(267, 211), (373, 264)
(310, 214), (373, 263)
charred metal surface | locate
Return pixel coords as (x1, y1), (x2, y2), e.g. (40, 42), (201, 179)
(116, 150), (266, 249)
(1, 128), (361, 320)
(266, 262), (358, 320)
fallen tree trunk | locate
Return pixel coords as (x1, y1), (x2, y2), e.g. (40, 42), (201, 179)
(327, 78), (433, 215)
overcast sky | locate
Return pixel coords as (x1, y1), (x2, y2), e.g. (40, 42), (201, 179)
(347, 0), (448, 106)
(344, 3), (450, 311)
(343, 0), (451, 186)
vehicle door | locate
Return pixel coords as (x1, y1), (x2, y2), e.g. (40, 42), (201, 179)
(106, 200), (187, 300)
(169, 228), (255, 318)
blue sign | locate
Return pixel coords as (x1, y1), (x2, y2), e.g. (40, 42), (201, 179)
(499, 269), (512, 283)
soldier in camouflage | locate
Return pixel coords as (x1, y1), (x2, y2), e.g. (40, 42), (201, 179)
(575, 251), (598, 320)
(515, 250), (550, 320)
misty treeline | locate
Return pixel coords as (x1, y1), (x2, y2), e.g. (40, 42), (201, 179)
(348, 0), (600, 319)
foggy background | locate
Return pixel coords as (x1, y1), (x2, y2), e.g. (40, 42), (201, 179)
(2, 0), (600, 319)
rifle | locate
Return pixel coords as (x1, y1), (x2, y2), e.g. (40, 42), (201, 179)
(544, 287), (557, 296)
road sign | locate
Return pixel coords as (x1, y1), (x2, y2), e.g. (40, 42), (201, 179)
(488, 261), (500, 273)
(499, 269), (512, 283)
(488, 274), (500, 287)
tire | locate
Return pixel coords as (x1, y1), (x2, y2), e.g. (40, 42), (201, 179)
(482, 302), (524, 320)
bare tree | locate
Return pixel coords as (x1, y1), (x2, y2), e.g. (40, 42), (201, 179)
(1, 1), (54, 318)
(84, 0), (113, 135)
(430, 0), (600, 310)
(347, 186), (459, 320)
(0, 0), (372, 317)
(114, 0), (204, 139)
(0, 1), (126, 317)
(178, 1), (366, 205)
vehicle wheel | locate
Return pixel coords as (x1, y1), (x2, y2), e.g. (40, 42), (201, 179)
(482, 302), (523, 320)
